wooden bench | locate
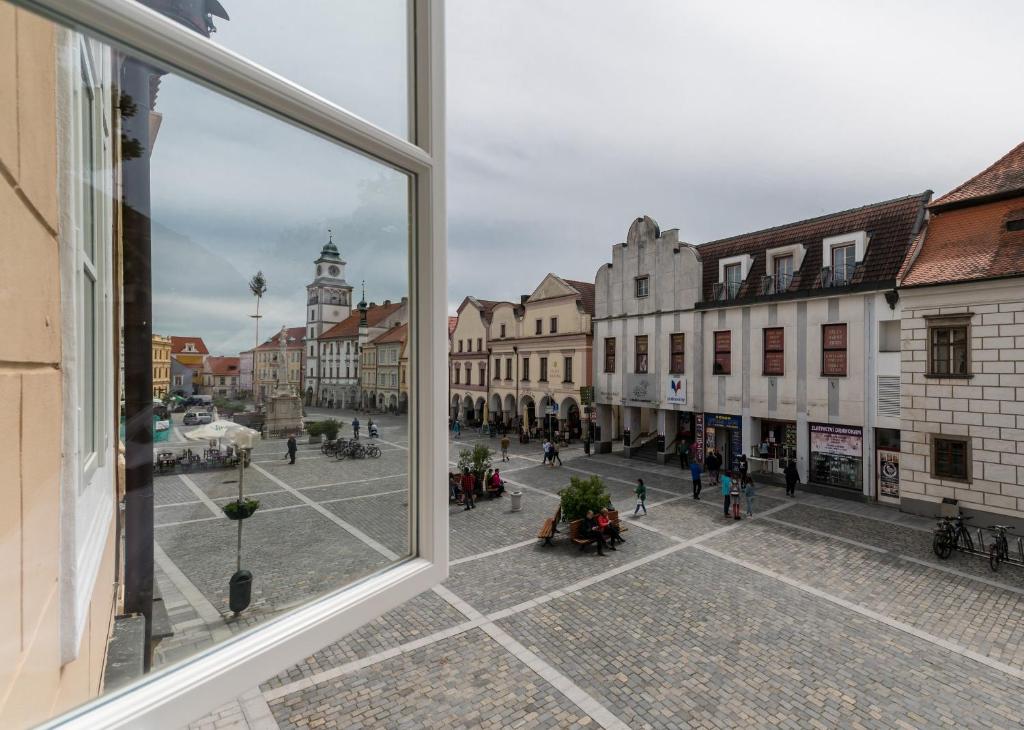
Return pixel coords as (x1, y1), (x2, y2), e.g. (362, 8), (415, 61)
(569, 510), (628, 553)
(537, 506), (562, 546)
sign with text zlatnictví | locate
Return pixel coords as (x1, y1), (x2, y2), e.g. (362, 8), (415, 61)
(622, 374), (656, 403)
(666, 376), (687, 405)
(810, 423), (862, 457)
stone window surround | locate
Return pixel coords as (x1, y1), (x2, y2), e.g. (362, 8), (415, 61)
(822, 230), (868, 270)
(634, 275), (650, 298)
(930, 434), (972, 484)
(924, 313), (973, 379)
(717, 253), (753, 283)
(765, 243), (806, 278)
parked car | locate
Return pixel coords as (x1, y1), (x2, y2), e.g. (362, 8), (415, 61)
(183, 410), (213, 426)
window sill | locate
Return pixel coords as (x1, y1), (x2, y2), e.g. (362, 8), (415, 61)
(924, 373), (973, 380)
(931, 474), (971, 484)
(763, 372), (784, 377)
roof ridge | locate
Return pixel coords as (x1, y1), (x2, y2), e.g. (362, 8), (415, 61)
(931, 141), (1024, 208)
(698, 191), (931, 247)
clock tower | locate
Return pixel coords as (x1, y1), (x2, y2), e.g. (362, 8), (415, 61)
(305, 231), (354, 401)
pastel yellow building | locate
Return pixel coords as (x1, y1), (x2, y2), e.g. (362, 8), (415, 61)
(1, 9), (119, 725)
(152, 334), (171, 398)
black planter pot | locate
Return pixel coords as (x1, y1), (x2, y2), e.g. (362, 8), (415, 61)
(229, 569), (253, 613)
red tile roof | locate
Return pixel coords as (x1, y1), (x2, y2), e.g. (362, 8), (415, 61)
(320, 302), (403, 339)
(256, 326), (306, 350)
(448, 316), (459, 338)
(930, 141), (1024, 212)
(369, 322), (408, 345)
(205, 356), (240, 375)
(697, 192), (931, 303)
(899, 198), (1024, 287)
(170, 336), (209, 355)
(564, 278), (596, 315)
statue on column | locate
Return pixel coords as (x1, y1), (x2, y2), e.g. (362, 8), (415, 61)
(276, 325), (291, 396)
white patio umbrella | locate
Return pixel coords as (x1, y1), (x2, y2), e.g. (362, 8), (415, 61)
(183, 420), (261, 445)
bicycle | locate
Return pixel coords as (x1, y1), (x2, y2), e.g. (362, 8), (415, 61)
(933, 513), (973, 559)
(987, 525), (1012, 571)
(366, 444), (381, 458)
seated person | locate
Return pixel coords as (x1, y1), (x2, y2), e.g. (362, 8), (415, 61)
(597, 507), (623, 545)
(489, 468), (505, 495)
(448, 473), (463, 503)
(582, 509), (609, 555)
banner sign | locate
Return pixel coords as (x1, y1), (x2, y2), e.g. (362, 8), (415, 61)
(810, 423), (862, 457)
(579, 385), (594, 405)
(622, 374), (656, 403)
(694, 413), (704, 465)
(879, 449), (900, 498)
(705, 413), (741, 430)
(666, 377), (687, 405)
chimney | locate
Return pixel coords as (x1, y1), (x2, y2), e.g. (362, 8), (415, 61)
(383, 299), (391, 306)
(520, 294), (529, 305)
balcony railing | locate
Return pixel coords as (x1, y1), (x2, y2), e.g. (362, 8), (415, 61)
(758, 271), (795, 296)
(712, 280), (743, 301)
(820, 264), (859, 288)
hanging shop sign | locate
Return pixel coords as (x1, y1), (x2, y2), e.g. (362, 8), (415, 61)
(666, 377), (687, 405)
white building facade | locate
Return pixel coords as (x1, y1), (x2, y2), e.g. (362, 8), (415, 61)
(595, 195), (929, 503)
(303, 234), (354, 404)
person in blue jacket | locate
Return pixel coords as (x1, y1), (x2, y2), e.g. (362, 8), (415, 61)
(721, 471), (733, 517)
(690, 460), (703, 500)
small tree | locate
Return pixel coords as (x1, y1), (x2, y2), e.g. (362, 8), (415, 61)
(457, 444), (493, 479)
(306, 421), (324, 438)
(558, 475), (612, 522)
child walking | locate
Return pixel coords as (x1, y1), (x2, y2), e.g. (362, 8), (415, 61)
(742, 473), (756, 516)
(730, 473), (742, 520)
(634, 478), (647, 516)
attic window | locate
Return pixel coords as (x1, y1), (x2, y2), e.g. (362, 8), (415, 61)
(1007, 218), (1024, 232)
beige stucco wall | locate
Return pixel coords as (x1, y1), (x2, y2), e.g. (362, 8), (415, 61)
(900, 279), (1024, 518)
(0, 8), (116, 726)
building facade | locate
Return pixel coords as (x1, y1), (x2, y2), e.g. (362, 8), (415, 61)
(254, 327), (305, 401)
(315, 298), (407, 409)
(170, 336), (208, 386)
(0, 13), (119, 724)
(303, 233), (354, 402)
(595, 195), (928, 504)
(486, 275), (594, 438)
(199, 356), (241, 398)
(449, 297), (500, 424)
(152, 334), (171, 397)
(364, 323), (407, 412)
(898, 142), (1024, 521)
(171, 356), (194, 396)
(238, 348), (253, 397)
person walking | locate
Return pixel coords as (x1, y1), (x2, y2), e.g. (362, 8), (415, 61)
(730, 473), (742, 520)
(721, 470), (732, 517)
(690, 459), (703, 500)
(454, 419), (461, 439)
(707, 448), (721, 485)
(677, 437), (690, 469)
(286, 434), (297, 465)
(550, 444), (562, 466)
(542, 440), (552, 466)
(742, 473), (756, 516)
(784, 459), (799, 497)
(634, 478), (647, 516)
(351, 417), (360, 440)
(461, 469), (476, 510)
(500, 434), (511, 462)
(737, 453), (749, 481)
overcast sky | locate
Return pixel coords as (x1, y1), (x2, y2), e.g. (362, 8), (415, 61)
(148, 0), (1024, 354)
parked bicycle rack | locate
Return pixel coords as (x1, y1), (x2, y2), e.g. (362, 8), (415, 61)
(975, 528), (1024, 569)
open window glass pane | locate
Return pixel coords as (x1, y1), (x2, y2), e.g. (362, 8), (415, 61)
(3, 3), (414, 725)
(128, 0), (410, 139)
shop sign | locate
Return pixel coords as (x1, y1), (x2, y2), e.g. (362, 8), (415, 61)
(823, 324), (847, 348)
(694, 413), (704, 465)
(666, 377), (687, 405)
(622, 374), (656, 403)
(705, 412), (741, 430)
(763, 350), (784, 374)
(879, 450), (899, 498)
(764, 328), (785, 350)
(822, 350), (847, 376)
(810, 423), (862, 457)
(580, 385), (594, 405)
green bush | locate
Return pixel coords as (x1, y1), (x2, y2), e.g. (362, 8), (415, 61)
(321, 418), (340, 441)
(457, 444), (493, 478)
(306, 421), (324, 437)
(222, 498), (260, 520)
(558, 475), (612, 523)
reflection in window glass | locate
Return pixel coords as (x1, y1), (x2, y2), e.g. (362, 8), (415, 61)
(131, 0), (410, 138)
(1, 4), (412, 724)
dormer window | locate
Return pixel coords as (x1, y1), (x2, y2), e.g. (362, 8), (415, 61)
(715, 254), (752, 301)
(821, 231), (867, 287)
(1007, 218), (1024, 232)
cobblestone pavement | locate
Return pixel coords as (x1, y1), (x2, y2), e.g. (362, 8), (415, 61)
(172, 416), (1024, 729)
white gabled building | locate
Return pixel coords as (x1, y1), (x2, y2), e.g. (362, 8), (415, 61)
(303, 233), (354, 404)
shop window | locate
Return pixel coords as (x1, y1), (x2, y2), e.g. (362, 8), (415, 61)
(821, 323), (847, 376)
(713, 331), (731, 375)
(927, 316), (971, 377)
(604, 338), (616, 373)
(635, 276), (650, 298)
(669, 333), (685, 374)
(763, 327), (784, 376)
(635, 335), (649, 373)
(879, 320), (900, 353)
(539, 357), (548, 381)
(563, 356), (573, 383)
(932, 436), (971, 482)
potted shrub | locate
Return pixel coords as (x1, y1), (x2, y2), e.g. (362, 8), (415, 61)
(223, 498), (260, 520)
(457, 444), (493, 492)
(322, 418), (340, 442)
(306, 420), (324, 444)
(558, 475), (612, 523)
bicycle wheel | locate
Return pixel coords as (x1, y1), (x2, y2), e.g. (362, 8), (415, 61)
(957, 527), (974, 553)
(989, 544), (1002, 572)
(336, 448), (348, 461)
(933, 532), (952, 559)
(368, 446), (381, 458)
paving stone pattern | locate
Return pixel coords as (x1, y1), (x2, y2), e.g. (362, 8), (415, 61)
(268, 630), (596, 730)
(498, 549), (1024, 729)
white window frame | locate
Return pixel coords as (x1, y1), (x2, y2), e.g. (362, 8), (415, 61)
(822, 231), (868, 269)
(57, 30), (117, 668)
(36, 0), (447, 727)
(717, 253), (753, 283)
(765, 243), (805, 278)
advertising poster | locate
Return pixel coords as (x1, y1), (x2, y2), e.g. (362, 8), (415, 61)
(879, 450), (900, 498)
(666, 376), (687, 405)
(810, 423), (862, 456)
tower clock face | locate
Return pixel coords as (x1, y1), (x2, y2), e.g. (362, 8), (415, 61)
(328, 265), (340, 277)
